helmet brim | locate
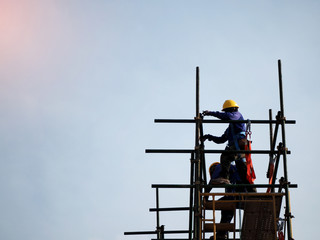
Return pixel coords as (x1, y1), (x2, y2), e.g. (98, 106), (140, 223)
(222, 106), (239, 111)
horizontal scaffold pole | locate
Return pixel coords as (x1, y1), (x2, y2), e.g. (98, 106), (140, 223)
(146, 149), (291, 154)
(151, 184), (298, 189)
(152, 184), (194, 188)
(154, 119), (296, 124)
(207, 184), (298, 189)
(204, 183), (298, 189)
(124, 230), (190, 235)
(149, 207), (190, 212)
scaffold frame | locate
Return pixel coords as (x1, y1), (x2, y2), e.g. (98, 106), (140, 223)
(124, 60), (297, 240)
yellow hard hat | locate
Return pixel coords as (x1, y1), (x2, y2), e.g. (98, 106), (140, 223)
(222, 100), (239, 111)
(209, 162), (220, 175)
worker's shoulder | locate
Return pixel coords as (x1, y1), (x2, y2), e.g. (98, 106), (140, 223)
(226, 111), (244, 120)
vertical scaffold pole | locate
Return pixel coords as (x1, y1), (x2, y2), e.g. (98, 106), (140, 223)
(278, 60), (293, 239)
(193, 66), (201, 240)
(196, 66), (200, 119)
(267, 109), (274, 193)
(189, 152), (195, 240)
(156, 188), (160, 239)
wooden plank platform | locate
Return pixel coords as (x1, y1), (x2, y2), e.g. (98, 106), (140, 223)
(202, 193), (284, 240)
(241, 195), (283, 240)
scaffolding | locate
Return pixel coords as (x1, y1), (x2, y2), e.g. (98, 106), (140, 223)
(124, 60), (297, 240)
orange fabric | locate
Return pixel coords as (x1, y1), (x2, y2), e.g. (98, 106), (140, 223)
(278, 231), (284, 240)
(245, 140), (256, 184)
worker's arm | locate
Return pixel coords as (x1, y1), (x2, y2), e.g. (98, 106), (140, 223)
(204, 185), (212, 201)
(205, 165), (222, 200)
(202, 129), (228, 144)
(205, 177), (221, 194)
(202, 110), (230, 120)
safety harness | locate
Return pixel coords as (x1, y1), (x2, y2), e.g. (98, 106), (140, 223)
(230, 120), (256, 184)
(244, 120), (256, 184)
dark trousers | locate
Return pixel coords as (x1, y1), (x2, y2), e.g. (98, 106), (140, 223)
(217, 196), (235, 237)
(220, 138), (247, 181)
(220, 139), (256, 192)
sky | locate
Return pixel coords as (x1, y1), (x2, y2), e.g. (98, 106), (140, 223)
(0, 0), (319, 239)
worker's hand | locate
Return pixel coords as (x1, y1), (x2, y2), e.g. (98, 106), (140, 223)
(199, 136), (206, 142)
(202, 110), (210, 116)
(200, 134), (212, 142)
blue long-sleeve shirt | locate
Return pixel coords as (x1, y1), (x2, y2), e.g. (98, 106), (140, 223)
(209, 164), (241, 184)
(206, 111), (246, 146)
(207, 163), (250, 193)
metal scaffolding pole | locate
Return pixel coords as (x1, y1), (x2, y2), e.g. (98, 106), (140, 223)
(193, 66), (201, 240)
(189, 152), (194, 240)
(151, 184), (297, 189)
(278, 60), (293, 240)
(146, 149), (290, 154)
(154, 119), (296, 124)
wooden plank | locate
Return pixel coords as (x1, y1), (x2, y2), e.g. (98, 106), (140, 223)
(241, 195), (283, 240)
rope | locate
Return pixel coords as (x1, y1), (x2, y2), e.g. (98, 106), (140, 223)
(245, 119), (252, 140)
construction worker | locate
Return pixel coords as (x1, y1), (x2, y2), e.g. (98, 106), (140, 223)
(201, 100), (248, 185)
(205, 162), (254, 240)
(205, 162), (246, 195)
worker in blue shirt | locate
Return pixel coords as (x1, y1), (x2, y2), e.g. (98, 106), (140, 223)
(201, 100), (248, 185)
(205, 162), (254, 240)
(205, 162), (244, 194)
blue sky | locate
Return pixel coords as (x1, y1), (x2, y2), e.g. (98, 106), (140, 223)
(0, 1), (319, 239)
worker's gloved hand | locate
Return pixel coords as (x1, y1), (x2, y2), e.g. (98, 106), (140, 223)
(202, 110), (210, 116)
(200, 134), (213, 142)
